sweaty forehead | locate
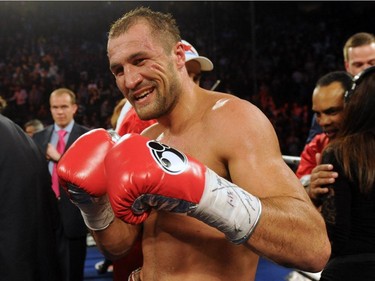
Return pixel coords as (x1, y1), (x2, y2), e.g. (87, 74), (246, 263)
(107, 23), (160, 58)
(348, 43), (375, 60)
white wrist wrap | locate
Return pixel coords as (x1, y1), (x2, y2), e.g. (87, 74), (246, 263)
(77, 195), (115, 231)
(189, 168), (262, 244)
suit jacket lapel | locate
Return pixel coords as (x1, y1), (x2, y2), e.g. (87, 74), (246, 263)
(43, 126), (54, 152)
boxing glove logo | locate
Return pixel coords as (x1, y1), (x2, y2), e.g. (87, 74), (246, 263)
(147, 141), (188, 175)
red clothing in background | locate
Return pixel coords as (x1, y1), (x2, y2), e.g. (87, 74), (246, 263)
(296, 133), (330, 179)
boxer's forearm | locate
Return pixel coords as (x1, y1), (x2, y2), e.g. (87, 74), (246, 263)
(246, 198), (330, 273)
(92, 218), (142, 260)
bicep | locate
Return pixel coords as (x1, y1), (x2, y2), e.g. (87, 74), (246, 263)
(224, 106), (307, 200)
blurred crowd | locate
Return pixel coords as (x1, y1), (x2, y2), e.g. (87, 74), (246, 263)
(0, 1), (373, 156)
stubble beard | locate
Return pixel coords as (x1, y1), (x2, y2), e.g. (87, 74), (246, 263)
(138, 68), (181, 121)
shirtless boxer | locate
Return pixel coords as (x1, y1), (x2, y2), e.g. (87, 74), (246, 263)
(58, 7), (330, 281)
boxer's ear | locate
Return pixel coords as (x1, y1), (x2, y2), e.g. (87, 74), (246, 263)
(174, 41), (186, 69)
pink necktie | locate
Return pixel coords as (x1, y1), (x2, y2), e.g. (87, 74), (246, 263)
(52, 130), (67, 198)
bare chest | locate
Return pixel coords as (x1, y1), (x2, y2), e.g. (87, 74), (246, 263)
(157, 128), (210, 164)
(155, 127), (227, 178)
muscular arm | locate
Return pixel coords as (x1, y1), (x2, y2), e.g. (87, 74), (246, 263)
(219, 100), (330, 272)
(90, 97), (330, 271)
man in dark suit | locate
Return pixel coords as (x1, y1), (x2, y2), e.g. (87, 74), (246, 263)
(0, 113), (61, 281)
(33, 88), (90, 281)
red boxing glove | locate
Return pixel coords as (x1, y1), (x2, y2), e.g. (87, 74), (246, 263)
(105, 134), (262, 244)
(105, 133), (206, 224)
(57, 128), (119, 230)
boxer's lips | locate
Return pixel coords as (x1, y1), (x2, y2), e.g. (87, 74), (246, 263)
(133, 87), (154, 102)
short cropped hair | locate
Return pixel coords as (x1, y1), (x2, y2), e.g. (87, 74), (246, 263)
(343, 32), (375, 62)
(50, 88), (77, 104)
(108, 6), (181, 53)
(316, 71), (353, 93)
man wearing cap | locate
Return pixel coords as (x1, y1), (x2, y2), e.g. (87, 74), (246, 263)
(182, 39), (214, 84)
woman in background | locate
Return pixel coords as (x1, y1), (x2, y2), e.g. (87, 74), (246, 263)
(320, 66), (375, 280)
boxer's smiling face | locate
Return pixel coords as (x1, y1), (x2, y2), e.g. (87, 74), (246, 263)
(107, 21), (181, 121)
